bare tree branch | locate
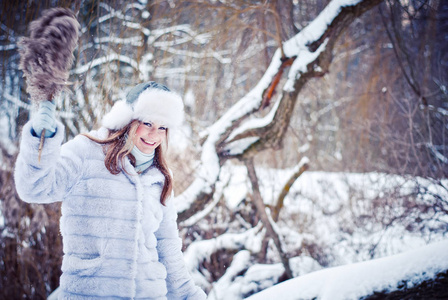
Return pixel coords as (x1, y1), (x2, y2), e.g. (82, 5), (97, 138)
(245, 157), (293, 279)
(272, 157), (310, 222)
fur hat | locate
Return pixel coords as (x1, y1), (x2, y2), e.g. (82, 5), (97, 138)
(102, 82), (184, 130)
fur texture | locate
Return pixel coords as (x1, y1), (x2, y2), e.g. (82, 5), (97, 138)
(14, 122), (206, 299)
(102, 88), (184, 130)
(101, 100), (133, 130)
(18, 8), (80, 102)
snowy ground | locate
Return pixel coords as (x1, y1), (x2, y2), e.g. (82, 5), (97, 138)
(246, 240), (448, 300)
(182, 164), (448, 299)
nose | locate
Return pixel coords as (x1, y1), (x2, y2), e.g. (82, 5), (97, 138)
(146, 127), (163, 140)
(147, 126), (157, 134)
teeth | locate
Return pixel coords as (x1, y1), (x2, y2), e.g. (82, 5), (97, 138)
(142, 138), (155, 145)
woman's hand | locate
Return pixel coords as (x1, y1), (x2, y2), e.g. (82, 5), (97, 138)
(32, 101), (57, 138)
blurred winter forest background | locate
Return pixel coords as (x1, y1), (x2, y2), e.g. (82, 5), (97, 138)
(1, 0), (447, 299)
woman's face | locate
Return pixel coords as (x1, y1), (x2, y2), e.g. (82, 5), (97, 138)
(133, 121), (167, 154)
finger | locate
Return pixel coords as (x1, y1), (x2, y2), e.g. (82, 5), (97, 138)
(39, 111), (55, 121)
(39, 105), (55, 115)
(41, 119), (56, 130)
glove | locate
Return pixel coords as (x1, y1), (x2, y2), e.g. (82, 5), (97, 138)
(31, 101), (57, 138)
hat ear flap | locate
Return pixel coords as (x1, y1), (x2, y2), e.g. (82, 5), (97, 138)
(102, 100), (134, 130)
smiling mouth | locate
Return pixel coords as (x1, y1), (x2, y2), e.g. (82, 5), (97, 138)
(141, 138), (156, 146)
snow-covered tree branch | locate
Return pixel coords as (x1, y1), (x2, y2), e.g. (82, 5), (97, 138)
(175, 0), (383, 222)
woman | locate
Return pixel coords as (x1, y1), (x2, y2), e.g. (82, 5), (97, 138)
(14, 82), (206, 299)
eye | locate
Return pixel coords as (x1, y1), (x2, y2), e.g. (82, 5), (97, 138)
(143, 122), (152, 127)
(159, 126), (167, 131)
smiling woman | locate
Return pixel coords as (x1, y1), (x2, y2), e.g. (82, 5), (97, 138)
(14, 81), (207, 299)
(134, 121), (167, 154)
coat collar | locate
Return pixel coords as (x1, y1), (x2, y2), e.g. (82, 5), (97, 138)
(122, 156), (165, 186)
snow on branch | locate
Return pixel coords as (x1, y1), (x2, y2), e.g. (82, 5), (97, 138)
(183, 224), (263, 288)
(2, 92), (76, 120)
(97, 2), (138, 23)
(80, 3), (150, 36)
(0, 22), (16, 41)
(222, 0), (382, 159)
(0, 22), (17, 50)
(124, 3), (146, 12)
(2, 92), (32, 110)
(149, 26), (227, 63)
(94, 36), (143, 47)
(174, 48), (283, 214)
(246, 240), (448, 300)
(0, 44), (17, 51)
(426, 143), (448, 164)
(175, 0), (383, 219)
(72, 53), (140, 76)
(207, 250), (252, 300)
(154, 47), (231, 64)
(226, 96), (282, 142)
(149, 25), (212, 45)
(179, 187), (222, 227)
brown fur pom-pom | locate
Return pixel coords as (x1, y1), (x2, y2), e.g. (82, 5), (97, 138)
(18, 8), (80, 102)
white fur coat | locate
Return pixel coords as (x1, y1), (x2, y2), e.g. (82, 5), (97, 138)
(14, 121), (206, 300)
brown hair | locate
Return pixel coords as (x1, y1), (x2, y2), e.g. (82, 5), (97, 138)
(82, 120), (173, 205)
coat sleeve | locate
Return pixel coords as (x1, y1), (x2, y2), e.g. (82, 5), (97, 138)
(155, 199), (207, 300)
(14, 121), (83, 204)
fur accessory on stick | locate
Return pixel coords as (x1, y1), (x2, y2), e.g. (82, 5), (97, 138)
(18, 8), (80, 102)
